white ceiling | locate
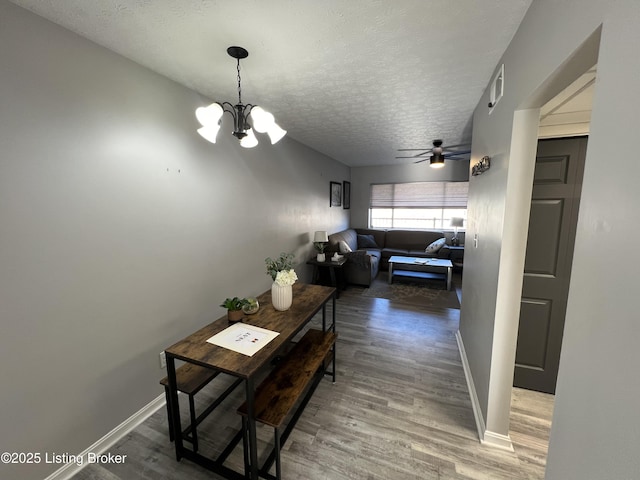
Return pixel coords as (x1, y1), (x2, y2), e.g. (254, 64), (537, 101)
(9, 0), (533, 167)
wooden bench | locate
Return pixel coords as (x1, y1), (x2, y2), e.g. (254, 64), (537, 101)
(160, 362), (218, 452)
(237, 328), (337, 480)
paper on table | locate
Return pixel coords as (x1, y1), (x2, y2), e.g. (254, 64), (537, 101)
(206, 323), (280, 357)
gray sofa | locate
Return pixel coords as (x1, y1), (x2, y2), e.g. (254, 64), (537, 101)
(326, 228), (450, 286)
(325, 229), (381, 287)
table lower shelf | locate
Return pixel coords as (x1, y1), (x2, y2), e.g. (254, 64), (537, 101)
(389, 269), (451, 290)
(391, 270), (446, 282)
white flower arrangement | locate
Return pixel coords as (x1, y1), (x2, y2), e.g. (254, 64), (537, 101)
(274, 269), (298, 287)
(266, 252), (297, 283)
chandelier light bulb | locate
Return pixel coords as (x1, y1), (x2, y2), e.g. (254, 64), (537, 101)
(195, 102), (223, 126)
(266, 122), (287, 144)
(197, 124), (221, 143)
(250, 106), (274, 133)
(240, 128), (258, 148)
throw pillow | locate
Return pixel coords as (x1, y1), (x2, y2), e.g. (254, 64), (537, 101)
(425, 237), (446, 254)
(357, 234), (379, 249)
(338, 240), (353, 254)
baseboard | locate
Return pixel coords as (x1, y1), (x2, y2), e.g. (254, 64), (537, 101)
(43, 393), (166, 480)
(482, 429), (515, 451)
(456, 330), (514, 452)
(456, 330), (486, 440)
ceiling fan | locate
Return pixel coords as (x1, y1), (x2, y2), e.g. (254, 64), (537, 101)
(396, 139), (471, 168)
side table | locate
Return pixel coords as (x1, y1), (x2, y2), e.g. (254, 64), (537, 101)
(448, 245), (464, 270)
(307, 257), (347, 298)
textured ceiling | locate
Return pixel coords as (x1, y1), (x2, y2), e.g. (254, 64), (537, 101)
(9, 0), (533, 167)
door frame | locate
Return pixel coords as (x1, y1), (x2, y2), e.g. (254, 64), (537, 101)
(480, 28), (601, 450)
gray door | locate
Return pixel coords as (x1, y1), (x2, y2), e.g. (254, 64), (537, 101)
(514, 137), (587, 394)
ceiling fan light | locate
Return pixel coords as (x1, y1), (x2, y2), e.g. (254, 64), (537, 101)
(195, 102), (223, 126)
(430, 153), (445, 168)
(266, 122), (287, 144)
(197, 124), (221, 143)
(240, 128), (258, 148)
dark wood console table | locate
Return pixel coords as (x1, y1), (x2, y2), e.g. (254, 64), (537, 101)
(164, 283), (336, 480)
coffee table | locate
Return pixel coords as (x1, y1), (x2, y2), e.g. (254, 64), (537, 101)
(388, 256), (453, 290)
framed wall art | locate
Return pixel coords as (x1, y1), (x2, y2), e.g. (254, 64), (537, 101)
(343, 181), (351, 209)
(330, 181), (342, 207)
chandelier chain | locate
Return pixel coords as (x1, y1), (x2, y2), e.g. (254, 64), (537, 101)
(236, 58), (242, 105)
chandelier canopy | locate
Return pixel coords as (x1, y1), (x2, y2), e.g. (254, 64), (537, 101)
(195, 46), (286, 148)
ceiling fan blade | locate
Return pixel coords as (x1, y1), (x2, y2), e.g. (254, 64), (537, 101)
(398, 141), (472, 163)
(397, 149), (432, 157)
(398, 143), (471, 153)
(443, 151), (472, 157)
(441, 143), (471, 150)
(443, 150), (471, 158)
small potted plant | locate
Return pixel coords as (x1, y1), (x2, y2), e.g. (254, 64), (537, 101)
(220, 297), (249, 323)
(242, 297), (260, 315)
(313, 240), (327, 262)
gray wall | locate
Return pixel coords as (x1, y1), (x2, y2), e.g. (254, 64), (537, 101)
(0, 2), (348, 479)
(460, 0), (640, 477)
(350, 162), (469, 229)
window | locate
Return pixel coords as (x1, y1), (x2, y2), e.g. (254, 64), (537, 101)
(369, 182), (468, 229)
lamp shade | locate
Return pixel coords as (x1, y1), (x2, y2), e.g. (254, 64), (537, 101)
(266, 122), (287, 144)
(195, 102), (224, 126)
(430, 153), (445, 168)
(450, 217), (464, 228)
(197, 124), (221, 144)
(313, 231), (329, 243)
(250, 106), (273, 133)
(239, 128), (258, 148)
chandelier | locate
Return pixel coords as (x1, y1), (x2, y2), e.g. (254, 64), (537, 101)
(195, 46), (286, 148)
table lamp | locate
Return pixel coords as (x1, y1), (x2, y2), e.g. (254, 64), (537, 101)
(313, 231), (329, 261)
(450, 218), (464, 246)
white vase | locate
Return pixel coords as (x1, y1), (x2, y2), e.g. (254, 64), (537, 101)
(316, 253), (326, 262)
(271, 283), (293, 311)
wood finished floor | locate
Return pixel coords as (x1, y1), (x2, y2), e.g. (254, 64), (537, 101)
(72, 277), (554, 480)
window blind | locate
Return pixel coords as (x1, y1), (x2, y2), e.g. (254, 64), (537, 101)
(370, 182), (468, 208)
